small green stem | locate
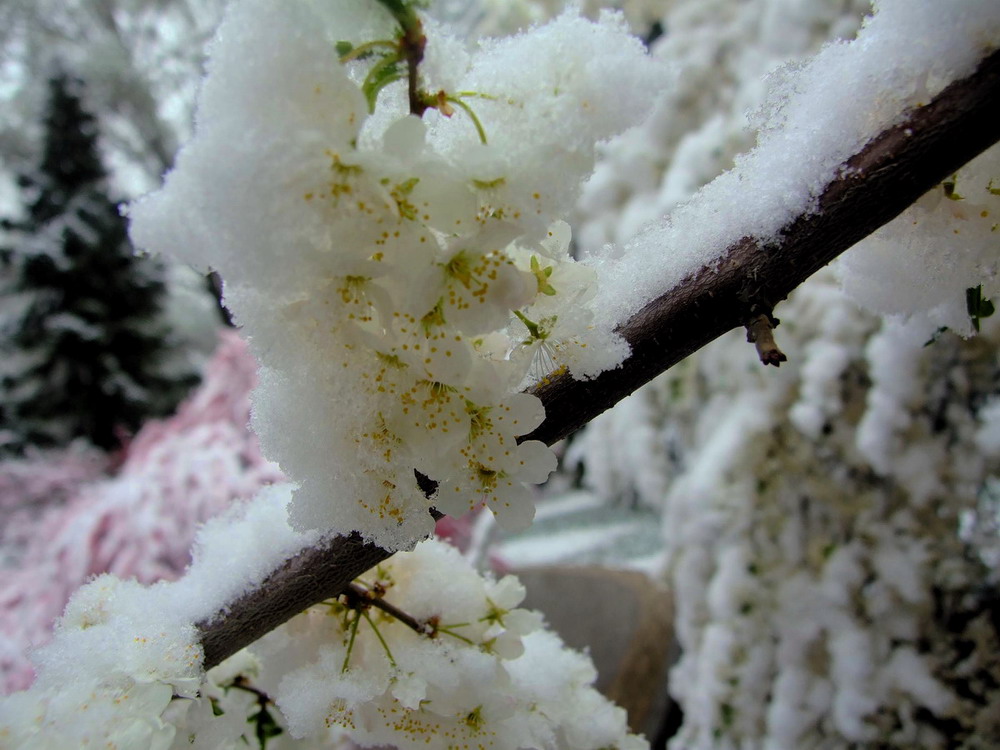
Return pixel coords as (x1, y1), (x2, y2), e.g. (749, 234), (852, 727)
(363, 610), (397, 667)
(447, 96), (488, 144)
(437, 625), (476, 646)
(339, 39), (398, 63)
(513, 310), (542, 340)
(455, 91), (498, 101)
(341, 611), (361, 673)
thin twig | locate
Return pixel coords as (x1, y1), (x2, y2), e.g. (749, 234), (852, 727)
(345, 582), (430, 636)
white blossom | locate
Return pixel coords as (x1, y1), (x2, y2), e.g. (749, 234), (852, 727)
(130, 0), (668, 550)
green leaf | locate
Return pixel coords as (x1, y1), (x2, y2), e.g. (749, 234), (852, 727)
(966, 284), (995, 332)
(253, 705), (284, 749)
(210, 697), (225, 717)
(943, 178), (964, 201)
(361, 55), (403, 113)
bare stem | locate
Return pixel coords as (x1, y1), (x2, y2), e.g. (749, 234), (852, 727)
(345, 582), (430, 636)
(374, 0), (427, 115)
(745, 313), (787, 367)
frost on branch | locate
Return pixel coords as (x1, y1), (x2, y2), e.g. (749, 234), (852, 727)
(129, 0), (668, 550)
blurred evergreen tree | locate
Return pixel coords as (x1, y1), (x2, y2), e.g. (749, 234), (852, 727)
(0, 74), (198, 454)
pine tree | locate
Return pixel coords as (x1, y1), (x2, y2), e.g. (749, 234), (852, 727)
(0, 74), (198, 454)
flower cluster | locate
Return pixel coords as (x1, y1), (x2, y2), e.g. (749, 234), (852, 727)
(249, 539), (645, 750)
(1, 532), (645, 750)
(0, 576), (203, 748)
(129, 0), (667, 550)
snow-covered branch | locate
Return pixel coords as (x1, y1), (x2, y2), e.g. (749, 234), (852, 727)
(196, 43), (1000, 672)
(528, 44), (1000, 445)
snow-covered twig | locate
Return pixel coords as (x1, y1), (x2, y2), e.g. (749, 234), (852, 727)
(526, 46), (1000, 446)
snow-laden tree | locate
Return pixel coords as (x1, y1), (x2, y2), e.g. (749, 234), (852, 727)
(0, 0), (230, 345)
(0, 74), (199, 454)
(0, 0), (226, 195)
(1, 0), (999, 748)
(562, 1), (1000, 745)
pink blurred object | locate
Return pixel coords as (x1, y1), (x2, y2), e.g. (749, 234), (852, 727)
(434, 509), (510, 575)
(0, 331), (284, 693)
(0, 443), (110, 562)
(433, 513), (478, 552)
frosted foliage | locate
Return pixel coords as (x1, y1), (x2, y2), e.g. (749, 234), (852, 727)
(566, 384), (669, 511)
(130, 0), (667, 550)
(583, 0), (1000, 330)
(575, 269), (1000, 748)
(838, 143), (1000, 333)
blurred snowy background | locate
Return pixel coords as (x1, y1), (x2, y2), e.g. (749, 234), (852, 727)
(3, 1), (1000, 747)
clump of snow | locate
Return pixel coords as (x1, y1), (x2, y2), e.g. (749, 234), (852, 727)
(576, 0), (872, 255)
(0, 483), (313, 747)
(2, 499), (642, 750)
(0, 575), (203, 748)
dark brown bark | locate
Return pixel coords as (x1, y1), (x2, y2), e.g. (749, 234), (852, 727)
(197, 48), (1000, 670)
(524, 47), (1000, 446)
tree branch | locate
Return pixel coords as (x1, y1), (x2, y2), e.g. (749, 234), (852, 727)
(524, 47), (1000, 446)
(196, 48), (1000, 670)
